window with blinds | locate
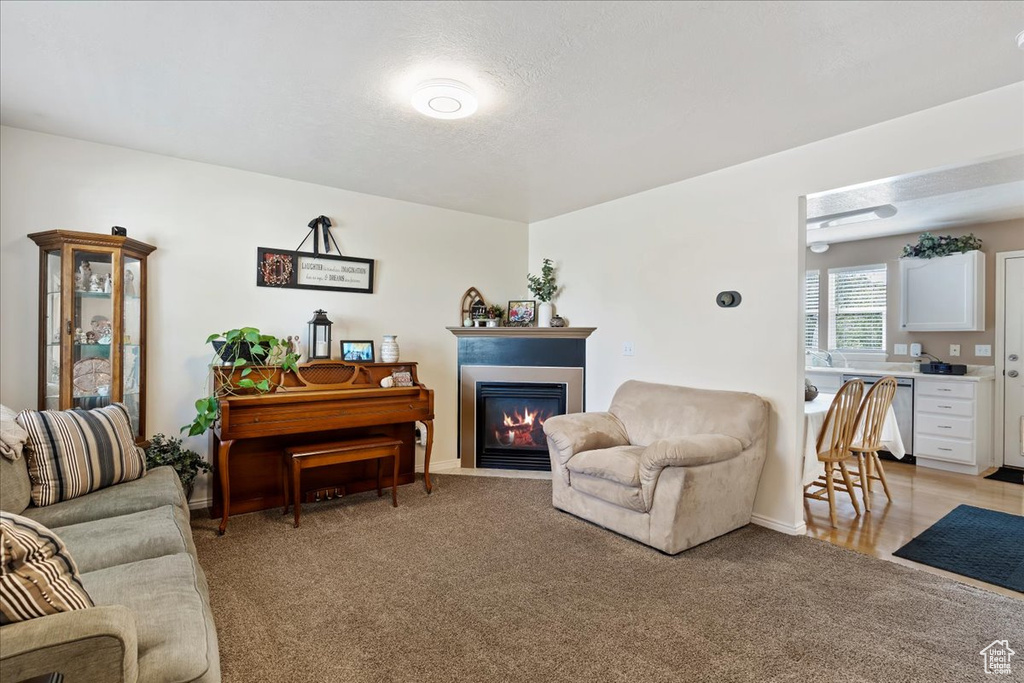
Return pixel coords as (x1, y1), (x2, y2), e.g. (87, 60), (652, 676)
(805, 270), (820, 349)
(828, 264), (887, 351)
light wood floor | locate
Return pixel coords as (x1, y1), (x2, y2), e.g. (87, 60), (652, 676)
(805, 461), (1024, 599)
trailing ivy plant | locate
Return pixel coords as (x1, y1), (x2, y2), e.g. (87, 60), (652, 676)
(901, 233), (982, 259)
(145, 433), (211, 498)
(181, 327), (299, 436)
(527, 258), (559, 303)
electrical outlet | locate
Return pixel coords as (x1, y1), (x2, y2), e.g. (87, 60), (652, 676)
(893, 343), (908, 356)
(975, 344), (992, 357)
(910, 343), (922, 358)
(949, 344), (960, 357)
(622, 342), (635, 357)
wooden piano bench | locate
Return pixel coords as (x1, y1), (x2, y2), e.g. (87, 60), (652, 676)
(282, 435), (403, 528)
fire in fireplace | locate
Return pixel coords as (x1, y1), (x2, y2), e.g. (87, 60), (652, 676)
(491, 405), (552, 449)
(476, 382), (566, 470)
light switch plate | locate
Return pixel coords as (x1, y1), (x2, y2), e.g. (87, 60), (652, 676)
(622, 342), (635, 357)
(949, 344), (960, 357)
(975, 344), (992, 357)
(893, 343), (908, 356)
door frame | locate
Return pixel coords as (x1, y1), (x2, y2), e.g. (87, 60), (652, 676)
(994, 249), (1024, 469)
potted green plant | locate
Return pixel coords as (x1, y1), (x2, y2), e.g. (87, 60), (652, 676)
(527, 258), (559, 327)
(901, 233), (982, 259)
(182, 327), (299, 436)
(486, 304), (505, 327)
(145, 433), (211, 500)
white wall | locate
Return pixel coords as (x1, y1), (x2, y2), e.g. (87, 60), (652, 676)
(529, 83), (1024, 532)
(0, 126), (528, 504)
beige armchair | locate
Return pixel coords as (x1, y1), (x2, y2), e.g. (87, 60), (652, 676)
(543, 380), (769, 554)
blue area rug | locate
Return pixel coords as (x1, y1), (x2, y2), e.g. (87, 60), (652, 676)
(893, 505), (1024, 593)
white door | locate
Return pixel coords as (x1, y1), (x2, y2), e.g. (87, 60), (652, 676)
(1003, 256), (1024, 469)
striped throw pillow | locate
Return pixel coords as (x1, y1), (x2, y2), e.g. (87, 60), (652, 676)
(0, 511), (93, 624)
(16, 404), (146, 507)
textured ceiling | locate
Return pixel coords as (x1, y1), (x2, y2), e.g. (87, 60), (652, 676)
(1, 1), (1022, 222)
(806, 153), (1024, 244)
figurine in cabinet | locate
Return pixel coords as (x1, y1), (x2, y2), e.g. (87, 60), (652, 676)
(89, 274), (102, 292)
(77, 261), (92, 291)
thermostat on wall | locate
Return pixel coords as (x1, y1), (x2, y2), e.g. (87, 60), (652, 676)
(716, 291), (742, 308)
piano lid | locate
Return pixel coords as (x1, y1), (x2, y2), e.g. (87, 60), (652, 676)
(214, 360), (422, 394)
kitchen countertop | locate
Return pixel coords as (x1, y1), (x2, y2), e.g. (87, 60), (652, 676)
(805, 364), (995, 383)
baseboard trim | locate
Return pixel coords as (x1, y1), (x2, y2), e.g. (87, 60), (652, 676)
(188, 496), (212, 512)
(420, 458), (460, 472)
(751, 513), (806, 536)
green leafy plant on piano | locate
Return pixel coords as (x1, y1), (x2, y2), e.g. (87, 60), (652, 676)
(181, 327), (300, 437)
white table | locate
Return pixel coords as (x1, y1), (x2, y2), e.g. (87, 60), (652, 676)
(802, 392), (905, 487)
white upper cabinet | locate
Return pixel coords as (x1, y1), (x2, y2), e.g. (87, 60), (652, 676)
(899, 250), (985, 332)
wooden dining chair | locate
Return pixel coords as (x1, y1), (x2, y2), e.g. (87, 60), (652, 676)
(847, 376), (898, 511)
(804, 379), (864, 527)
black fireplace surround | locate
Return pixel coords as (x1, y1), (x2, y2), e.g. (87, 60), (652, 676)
(476, 382), (566, 470)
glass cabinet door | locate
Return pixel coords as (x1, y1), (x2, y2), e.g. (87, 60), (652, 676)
(122, 256), (142, 437)
(70, 249), (116, 411)
(43, 250), (62, 410)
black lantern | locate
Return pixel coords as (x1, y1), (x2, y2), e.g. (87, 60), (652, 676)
(307, 309), (333, 360)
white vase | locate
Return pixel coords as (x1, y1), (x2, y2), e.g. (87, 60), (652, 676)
(538, 302), (554, 327)
(381, 335), (400, 363)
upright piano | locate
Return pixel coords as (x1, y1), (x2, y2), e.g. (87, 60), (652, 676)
(211, 361), (434, 533)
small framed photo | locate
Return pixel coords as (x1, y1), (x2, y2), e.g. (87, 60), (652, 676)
(391, 371), (414, 387)
(507, 300), (536, 326)
(340, 340), (375, 362)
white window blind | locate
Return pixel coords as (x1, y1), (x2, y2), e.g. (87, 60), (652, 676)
(805, 270), (820, 350)
(828, 264), (887, 351)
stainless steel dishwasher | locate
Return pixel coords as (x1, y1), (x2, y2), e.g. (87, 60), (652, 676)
(841, 373), (914, 458)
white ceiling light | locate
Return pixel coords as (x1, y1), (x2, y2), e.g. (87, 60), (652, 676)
(1017, 29), (1024, 49)
(809, 243), (830, 253)
(808, 204), (897, 229)
(411, 79), (478, 120)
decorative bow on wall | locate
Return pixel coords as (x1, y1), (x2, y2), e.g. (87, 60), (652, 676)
(296, 215), (342, 256)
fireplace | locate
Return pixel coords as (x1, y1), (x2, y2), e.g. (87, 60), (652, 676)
(476, 382), (566, 470)
(450, 326), (594, 469)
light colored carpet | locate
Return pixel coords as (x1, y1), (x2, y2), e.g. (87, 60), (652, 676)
(192, 474), (1023, 682)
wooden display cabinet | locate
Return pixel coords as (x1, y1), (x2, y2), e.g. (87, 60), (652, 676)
(29, 230), (156, 439)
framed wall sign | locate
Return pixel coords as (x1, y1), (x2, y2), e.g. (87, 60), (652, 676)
(257, 248), (375, 294)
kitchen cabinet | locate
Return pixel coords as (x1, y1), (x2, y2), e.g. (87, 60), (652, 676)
(914, 377), (993, 475)
(899, 250), (985, 331)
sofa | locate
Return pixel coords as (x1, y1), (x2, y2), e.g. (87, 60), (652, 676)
(0, 444), (221, 683)
(543, 380), (769, 554)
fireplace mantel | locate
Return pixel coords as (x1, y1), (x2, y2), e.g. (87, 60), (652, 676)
(447, 326), (595, 339)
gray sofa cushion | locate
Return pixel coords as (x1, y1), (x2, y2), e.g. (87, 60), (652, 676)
(0, 453), (31, 515)
(53, 505), (192, 574)
(82, 553), (217, 683)
(565, 445), (644, 486)
(20, 467), (184, 529)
